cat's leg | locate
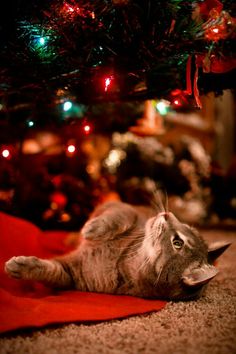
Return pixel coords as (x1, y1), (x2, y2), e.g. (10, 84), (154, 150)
(81, 201), (138, 241)
(5, 255), (73, 288)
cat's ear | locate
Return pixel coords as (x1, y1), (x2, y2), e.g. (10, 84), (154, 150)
(207, 241), (231, 264)
(182, 264), (218, 287)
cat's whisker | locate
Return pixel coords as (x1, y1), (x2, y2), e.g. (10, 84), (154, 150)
(121, 231), (156, 257)
(124, 233), (154, 252)
(136, 252), (152, 273)
(150, 198), (160, 213)
(126, 252), (140, 262)
(144, 182), (160, 213)
(154, 266), (163, 287)
(137, 260), (149, 274)
(152, 187), (165, 213)
(112, 239), (145, 260)
(163, 189), (169, 213)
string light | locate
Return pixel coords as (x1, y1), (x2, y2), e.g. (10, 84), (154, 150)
(38, 37), (46, 45)
(1, 149), (11, 159)
(64, 3), (75, 13)
(63, 101), (73, 111)
(156, 100), (169, 115)
(19, 22), (58, 62)
(27, 120), (34, 127)
(104, 149), (126, 173)
(60, 2), (95, 20)
(84, 124), (91, 134)
(173, 99), (180, 106)
(104, 76), (113, 92)
(67, 144), (76, 153)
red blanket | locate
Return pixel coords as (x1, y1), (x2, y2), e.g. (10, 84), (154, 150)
(0, 212), (166, 334)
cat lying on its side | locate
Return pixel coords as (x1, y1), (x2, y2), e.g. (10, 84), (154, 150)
(5, 201), (230, 300)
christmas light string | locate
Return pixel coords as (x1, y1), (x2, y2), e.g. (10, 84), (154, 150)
(0, 0), (235, 121)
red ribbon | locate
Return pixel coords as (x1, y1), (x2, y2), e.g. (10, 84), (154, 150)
(184, 55), (202, 109)
(193, 60), (202, 109)
(185, 55), (193, 96)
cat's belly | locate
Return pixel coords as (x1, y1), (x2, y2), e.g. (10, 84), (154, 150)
(72, 247), (120, 293)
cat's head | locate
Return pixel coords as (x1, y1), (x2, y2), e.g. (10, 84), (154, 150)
(141, 211), (231, 300)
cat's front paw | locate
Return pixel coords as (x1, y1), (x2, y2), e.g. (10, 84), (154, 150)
(81, 217), (110, 240)
(5, 256), (41, 279)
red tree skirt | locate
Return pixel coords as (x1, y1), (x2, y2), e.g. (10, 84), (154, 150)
(0, 212), (166, 334)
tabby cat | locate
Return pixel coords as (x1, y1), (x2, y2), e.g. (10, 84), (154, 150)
(5, 200), (230, 300)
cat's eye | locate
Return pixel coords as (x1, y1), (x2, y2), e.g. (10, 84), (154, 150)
(172, 237), (184, 249)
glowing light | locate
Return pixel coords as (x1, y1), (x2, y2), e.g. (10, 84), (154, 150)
(104, 76), (113, 92)
(104, 149), (126, 172)
(212, 28), (219, 33)
(39, 37), (46, 45)
(2, 149), (10, 158)
(19, 22), (58, 62)
(109, 150), (121, 164)
(84, 124), (91, 134)
(27, 120), (34, 127)
(156, 101), (169, 115)
(67, 144), (76, 153)
(62, 3), (80, 16)
(63, 101), (73, 111)
(60, 212), (71, 222)
(67, 5), (75, 12)
(173, 99), (180, 106)
(86, 164), (96, 175)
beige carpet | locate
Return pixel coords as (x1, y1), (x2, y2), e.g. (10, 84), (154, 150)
(0, 230), (236, 354)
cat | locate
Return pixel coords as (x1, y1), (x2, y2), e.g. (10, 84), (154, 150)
(5, 200), (231, 300)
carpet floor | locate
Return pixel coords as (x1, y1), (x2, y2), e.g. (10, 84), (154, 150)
(0, 229), (235, 354)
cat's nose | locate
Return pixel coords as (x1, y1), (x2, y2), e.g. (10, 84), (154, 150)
(158, 212), (169, 220)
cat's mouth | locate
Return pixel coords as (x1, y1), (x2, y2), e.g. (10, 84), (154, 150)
(157, 212), (169, 220)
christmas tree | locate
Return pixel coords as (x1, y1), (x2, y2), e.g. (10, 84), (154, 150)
(0, 0), (235, 113)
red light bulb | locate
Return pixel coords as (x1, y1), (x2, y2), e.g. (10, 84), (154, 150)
(84, 124), (91, 134)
